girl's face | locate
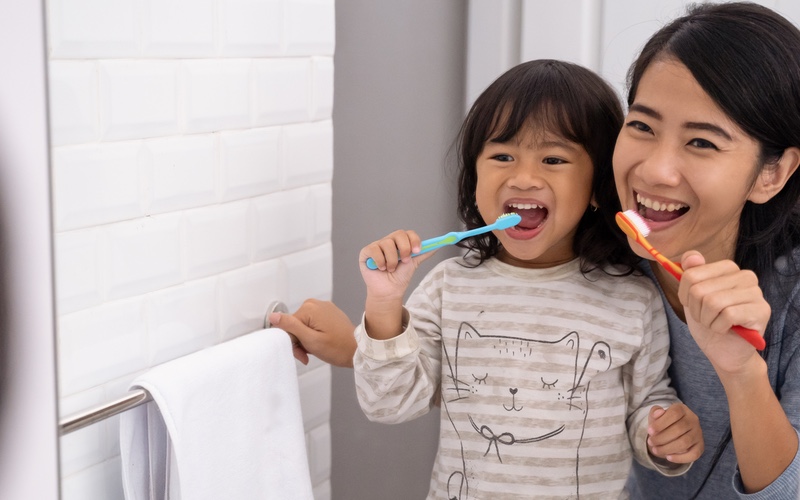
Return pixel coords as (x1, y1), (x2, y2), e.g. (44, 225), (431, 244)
(475, 123), (594, 268)
(613, 58), (763, 263)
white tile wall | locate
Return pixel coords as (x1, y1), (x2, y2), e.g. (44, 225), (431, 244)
(48, 0), (335, 496)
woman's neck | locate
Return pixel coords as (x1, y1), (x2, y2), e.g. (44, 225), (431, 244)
(650, 260), (686, 321)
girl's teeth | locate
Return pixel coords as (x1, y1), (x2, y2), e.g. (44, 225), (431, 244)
(509, 203), (541, 210)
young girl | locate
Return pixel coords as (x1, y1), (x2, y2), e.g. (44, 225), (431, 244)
(354, 60), (703, 499)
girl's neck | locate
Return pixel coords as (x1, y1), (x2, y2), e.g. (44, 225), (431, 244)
(650, 260), (686, 321)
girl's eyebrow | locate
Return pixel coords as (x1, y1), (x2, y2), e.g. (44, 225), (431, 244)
(629, 102), (733, 141)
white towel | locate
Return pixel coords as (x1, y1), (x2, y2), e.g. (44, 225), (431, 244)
(119, 329), (314, 500)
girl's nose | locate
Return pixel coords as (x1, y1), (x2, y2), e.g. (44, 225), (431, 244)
(506, 165), (544, 190)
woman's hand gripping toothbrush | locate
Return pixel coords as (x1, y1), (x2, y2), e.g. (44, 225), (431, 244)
(615, 210), (766, 351)
(365, 213), (522, 270)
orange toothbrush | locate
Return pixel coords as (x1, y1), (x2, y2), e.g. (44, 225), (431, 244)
(616, 210), (766, 351)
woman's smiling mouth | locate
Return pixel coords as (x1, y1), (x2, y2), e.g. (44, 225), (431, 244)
(636, 192), (689, 223)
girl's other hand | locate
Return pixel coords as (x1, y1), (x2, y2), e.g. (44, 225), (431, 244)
(647, 403), (704, 464)
(678, 251), (770, 375)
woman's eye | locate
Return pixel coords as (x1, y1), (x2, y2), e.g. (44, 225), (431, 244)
(626, 120), (652, 133)
(688, 138), (719, 150)
(543, 157), (566, 165)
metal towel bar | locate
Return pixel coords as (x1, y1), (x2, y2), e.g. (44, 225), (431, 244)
(58, 301), (288, 436)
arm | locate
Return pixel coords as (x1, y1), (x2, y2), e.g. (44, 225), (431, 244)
(679, 251), (798, 494)
(625, 285), (702, 475)
(268, 299), (356, 367)
(353, 267), (445, 423)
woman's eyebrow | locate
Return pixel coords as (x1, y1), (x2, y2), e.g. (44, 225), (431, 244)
(629, 103), (732, 141)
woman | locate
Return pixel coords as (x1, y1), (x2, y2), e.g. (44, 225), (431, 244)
(270, 2), (800, 498)
(614, 3), (800, 498)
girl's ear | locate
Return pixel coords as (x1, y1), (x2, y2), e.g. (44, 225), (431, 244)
(748, 147), (800, 204)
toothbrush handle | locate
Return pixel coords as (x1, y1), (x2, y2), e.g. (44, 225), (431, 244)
(365, 232), (460, 270)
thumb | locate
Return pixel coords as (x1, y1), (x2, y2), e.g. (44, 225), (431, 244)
(648, 405), (665, 428)
(268, 312), (311, 364)
(680, 250), (706, 271)
(269, 312), (309, 338)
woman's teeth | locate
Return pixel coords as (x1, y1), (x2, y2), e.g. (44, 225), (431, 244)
(636, 194), (687, 213)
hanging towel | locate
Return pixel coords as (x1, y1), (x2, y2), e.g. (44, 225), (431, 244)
(119, 329), (314, 500)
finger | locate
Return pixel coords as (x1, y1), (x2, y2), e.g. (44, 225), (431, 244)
(679, 250), (705, 271)
(648, 405), (682, 435)
(663, 442), (704, 464)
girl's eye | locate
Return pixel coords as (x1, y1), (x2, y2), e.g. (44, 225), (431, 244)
(490, 154), (513, 162)
(543, 157), (566, 165)
(688, 138), (719, 150)
(626, 120), (652, 134)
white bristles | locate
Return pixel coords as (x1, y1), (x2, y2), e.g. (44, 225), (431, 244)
(621, 210), (651, 237)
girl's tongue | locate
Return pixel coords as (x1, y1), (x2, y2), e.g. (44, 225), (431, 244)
(512, 207), (547, 230)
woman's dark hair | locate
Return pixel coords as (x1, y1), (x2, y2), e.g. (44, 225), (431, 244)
(626, 1), (800, 280)
(455, 59), (638, 273)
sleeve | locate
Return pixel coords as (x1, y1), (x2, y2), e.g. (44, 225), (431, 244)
(352, 267), (445, 424)
(730, 289), (800, 499)
(624, 284), (692, 476)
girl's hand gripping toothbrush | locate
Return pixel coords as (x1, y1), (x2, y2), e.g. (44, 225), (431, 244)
(365, 213), (522, 270)
(615, 209), (766, 351)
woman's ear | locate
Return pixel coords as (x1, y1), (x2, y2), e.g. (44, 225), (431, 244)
(748, 147), (800, 204)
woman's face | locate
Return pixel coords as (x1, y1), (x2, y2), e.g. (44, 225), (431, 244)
(613, 58), (763, 263)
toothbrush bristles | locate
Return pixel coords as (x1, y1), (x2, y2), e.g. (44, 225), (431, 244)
(622, 210), (651, 237)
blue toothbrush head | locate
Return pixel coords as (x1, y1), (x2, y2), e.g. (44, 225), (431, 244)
(493, 213), (521, 229)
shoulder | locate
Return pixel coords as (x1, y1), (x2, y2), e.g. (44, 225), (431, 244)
(582, 264), (661, 301)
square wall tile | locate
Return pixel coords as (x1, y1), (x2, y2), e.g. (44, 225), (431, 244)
(284, 0), (335, 56)
(183, 201), (251, 280)
(307, 423), (331, 485)
(61, 456), (124, 500)
(99, 61), (179, 141)
(297, 364), (331, 430)
(146, 277), (219, 365)
(252, 188), (312, 261)
(219, 127), (281, 201)
(58, 386), (109, 476)
(281, 121), (333, 189)
(103, 214), (183, 300)
(182, 59), (252, 133)
(52, 143), (143, 231)
(253, 58), (311, 126)
(58, 298), (148, 396)
(48, 61), (99, 147)
(54, 228), (103, 315)
(311, 56), (333, 121)
(281, 243), (332, 309)
(218, 260), (285, 341)
(309, 183), (331, 246)
(48, 0), (140, 58)
(144, 135), (218, 214)
(143, 0), (215, 57)
(219, 0), (283, 56)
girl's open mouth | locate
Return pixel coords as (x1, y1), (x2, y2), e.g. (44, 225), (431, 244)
(506, 202), (547, 231)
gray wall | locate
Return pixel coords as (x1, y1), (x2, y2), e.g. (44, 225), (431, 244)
(331, 1), (466, 498)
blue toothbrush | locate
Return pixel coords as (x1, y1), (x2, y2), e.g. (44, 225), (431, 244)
(365, 213), (521, 270)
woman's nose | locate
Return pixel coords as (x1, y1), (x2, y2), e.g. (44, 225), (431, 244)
(636, 143), (682, 187)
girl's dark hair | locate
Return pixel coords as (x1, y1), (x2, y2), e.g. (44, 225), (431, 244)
(456, 59), (638, 272)
(626, 2), (800, 279)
